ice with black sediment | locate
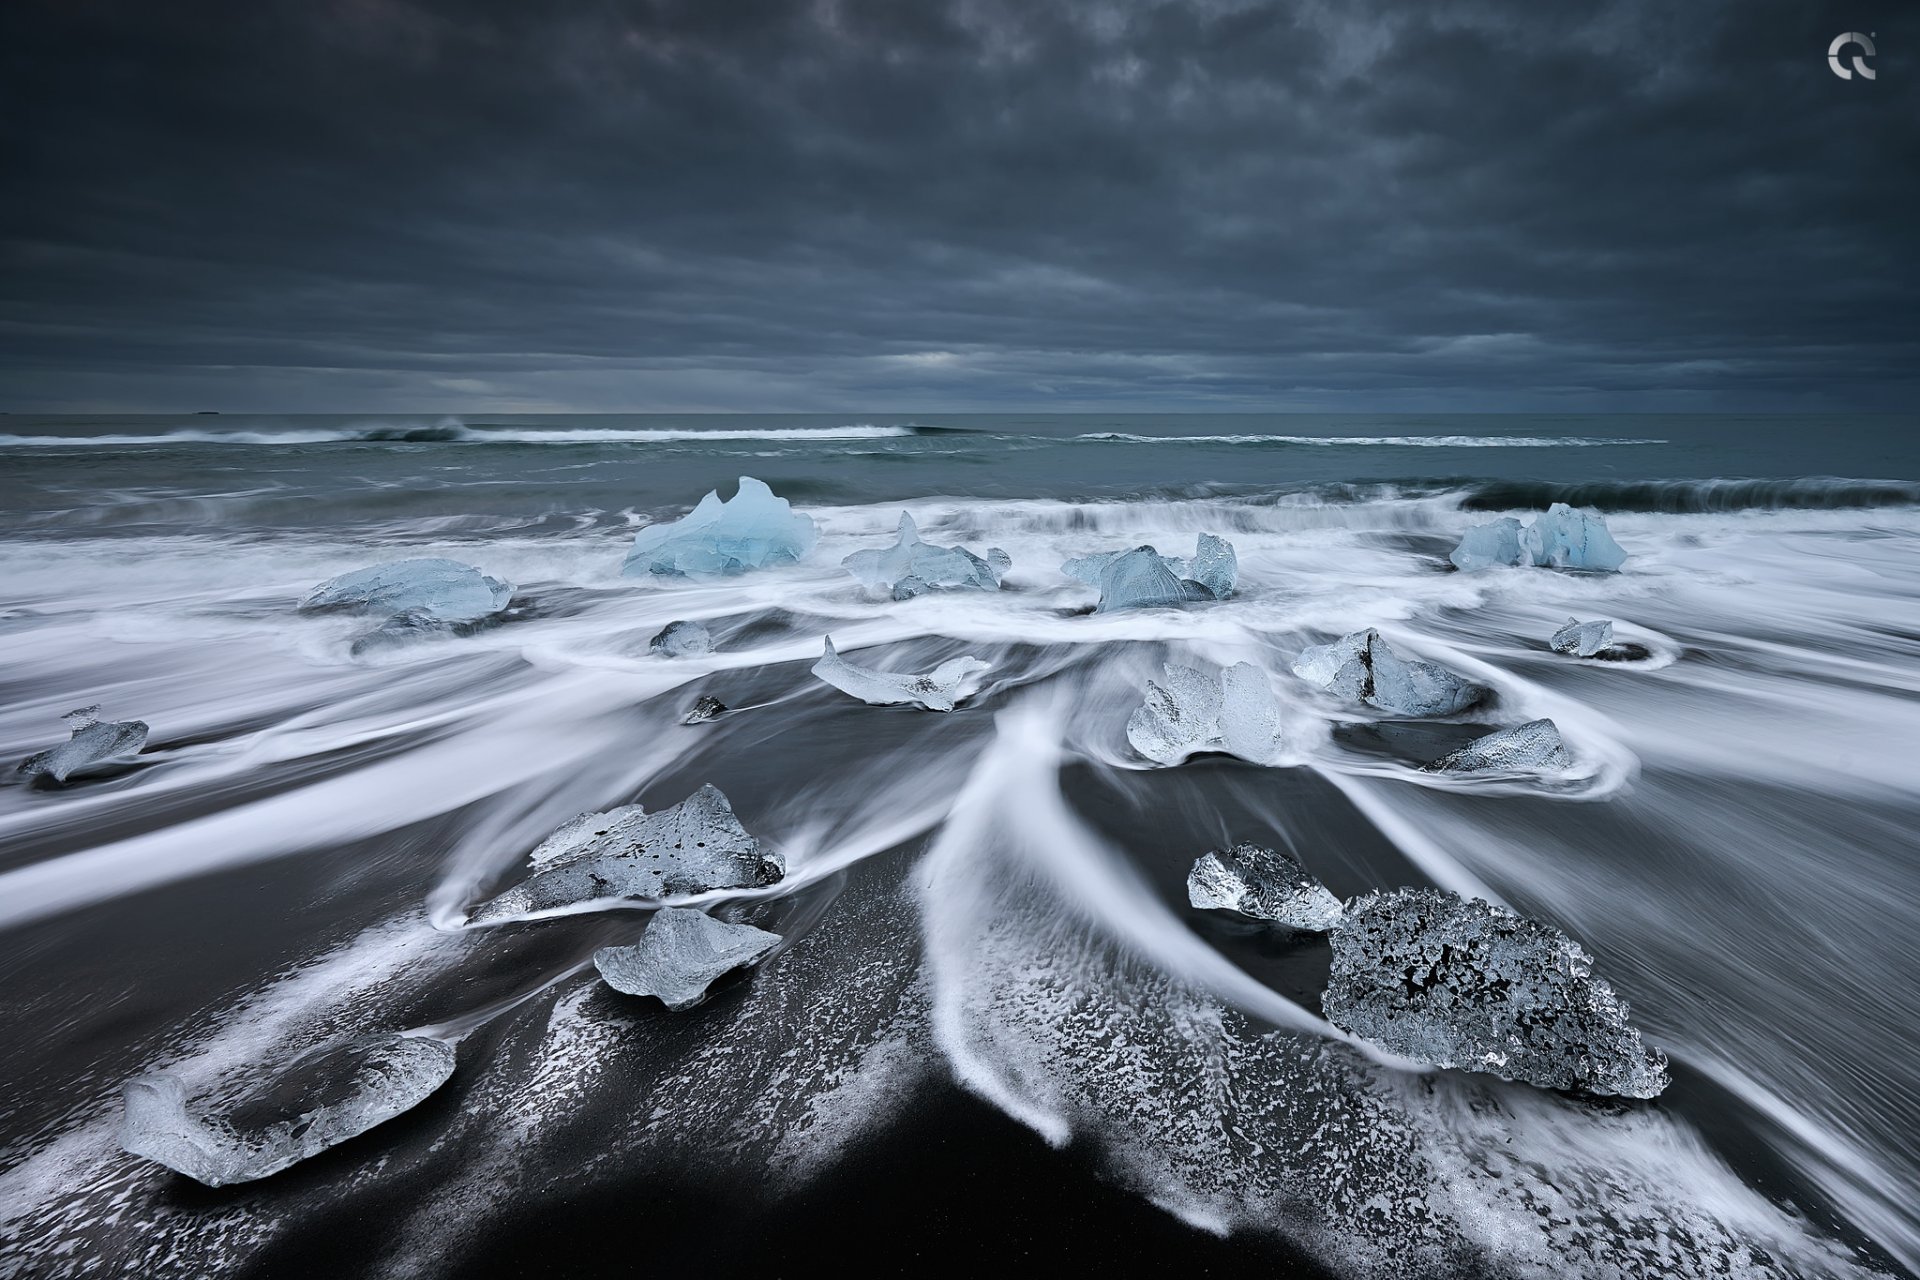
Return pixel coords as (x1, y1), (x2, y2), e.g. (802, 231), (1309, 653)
(1425, 718), (1572, 774)
(1551, 617), (1615, 657)
(622, 476), (818, 579)
(467, 784), (784, 923)
(1126, 661), (1283, 765)
(118, 1033), (457, 1186)
(842, 512), (1010, 599)
(1323, 887), (1669, 1098)
(1186, 842), (1343, 931)
(1290, 628), (1484, 717)
(593, 907), (782, 1010)
(811, 635), (990, 712)
(683, 695), (727, 724)
(1450, 503), (1627, 572)
(17, 705), (149, 783)
(300, 556), (513, 622)
(1061, 533), (1237, 611)
(650, 620), (713, 656)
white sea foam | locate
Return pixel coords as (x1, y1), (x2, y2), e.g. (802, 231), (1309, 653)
(1076, 432), (1668, 446)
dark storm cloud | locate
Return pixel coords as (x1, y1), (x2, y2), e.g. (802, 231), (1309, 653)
(0, 0), (1913, 410)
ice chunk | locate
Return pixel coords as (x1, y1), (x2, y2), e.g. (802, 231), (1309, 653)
(1425, 718), (1572, 774)
(1187, 842), (1343, 931)
(17, 706), (149, 783)
(1061, 534), (1237, 612)
(1323, 887), (1669, 1097)
(119, 1033), (456, 1186)
(1291, 629), (1484, 717)
(468, 784), (783, 924)
(683, 695), (727, 725)
(301, 557), (511, 623)
(622, 477), (818, 580)
(347, 608), (454, 656)
(842, 512), (1009, 599)
(1550, 617), (1614, 657)
(650, 620), (713, 657)
(1125, 661), (1282, 765)
(1216, 661), (1285, 765)
(811, 636), (990, 712)
(1450, 505), (1626, 572)
(593, 907), (782, 1010)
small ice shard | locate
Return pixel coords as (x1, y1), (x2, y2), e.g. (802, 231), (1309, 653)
(18, 706), (149, 783)
(1550, 617), (1615, 657)
(118, 1033), (457, 1187)
(1187, 842), (1343, 931)
(1322, 887), (1669, 1097)
(1126, 663), (1225, 764)
(468, 784), (784, 924)
(811, 636), (990, 712)
(622, 477), (818, 580)
(651, 620), (713, 657)
(1061, 534), (1237, 611)
(301, 557), (512, 622)
(593, 907), (781, 1010)
(1450, 505), (1626, 572)
(1291, 629), (1484, 717)
(683, 695), (727, 725)
(842, 512), (1009, 599)
(1425, 718), (1572, 774)
(1216, 661), (1285, 765)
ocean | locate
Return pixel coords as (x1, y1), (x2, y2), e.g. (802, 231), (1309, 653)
(0, 413), (1916, 1278)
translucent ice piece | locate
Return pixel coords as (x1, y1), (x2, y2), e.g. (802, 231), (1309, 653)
(650, 620), (713, 657)
(1448, 517), (1524, 571)
(468, 784), (784, 923)
(622, 477), (819, 580)
(1523, 503), (1628, 571)
(119, 1033), (457, 1186)
(1217, 661), (1284, 765)
(349, 608), (453, 657)
(1550, 617), (1614, 657)
(1125, 663), (1226, 764)
(811, 636), (990, 712)
(842, 512), (1009, 599)
(1425, 718), (1572, 774)
(1323, 887), (1669, 1097)
(593, 907), (782, 1010)
(1166, 533), (1239, 600)
(1290, 629), (1484, 717)
(17, 706), (149, 783)
(1186, 842), (1343, 931)
(301, 557), (512, 622)
(1061, 534), (1237, 612)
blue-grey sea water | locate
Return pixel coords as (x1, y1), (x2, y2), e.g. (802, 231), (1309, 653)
(0, 414), (1916, 1278)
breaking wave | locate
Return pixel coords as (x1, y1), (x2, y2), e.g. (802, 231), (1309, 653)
(1075, 432), (1668, 447)
(1459, 476), (1920, 513)
(0, 421), (930, 448)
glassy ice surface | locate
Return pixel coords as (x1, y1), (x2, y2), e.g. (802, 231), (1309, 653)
(1216, 661), (1285, 764)
(1551, 617), (1615, 657)
(842, 512), (1009, 599)
(1451, 504), (1627, 572)
(650, 620), (713, 657)
(1186, 842), (1343, 931)
(468, 784), (784, 923)
(593, 907), (782, 1010)
(300, 557), (512, 622)
(811, 636), (990, 712)
(1061, 533), (1237, 611)
(621, 476), (818, 579)
(1426, 718), (1573, 774)
(348, 608), (452, 657)
(119, 1034), (457, 1186)
(1324, 888), (1670, 1097)
(1126, 663), (1226, 763)
(17, 706), (149, 783)
(1291, 628), (1484, 717)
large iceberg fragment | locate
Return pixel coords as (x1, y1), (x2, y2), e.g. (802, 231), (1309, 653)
(1450, 504), (1627, 572)
(1061, 534), (1237, 612)
(1126, 661), (1283, 765)
(18, 706), (149, 783)
(650, 620), (713, 657)
(468, 784), (784, 924)
(811, 636), (990, 712)
(1425, 718), (1572, 774)
(1187, 842), (1343, 931)
(622, 477), (818, 579)
(119, 1033), (456, 1186)
(1291, 629), (1484, 717)
(593, 907), (782, 1010)
(1323, 887), (1669, 1097)
(301, 557), (512, 623)
(1550, 617), (1614, 657)
(842, 512), (1010, 599)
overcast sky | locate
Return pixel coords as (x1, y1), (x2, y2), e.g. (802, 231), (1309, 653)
(1, 0), (1913, 413)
